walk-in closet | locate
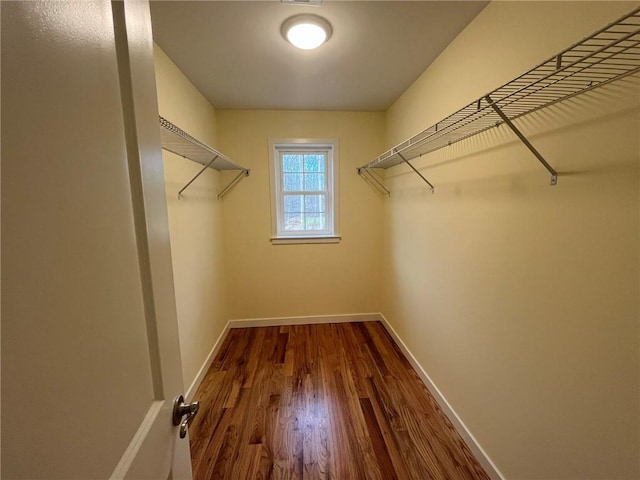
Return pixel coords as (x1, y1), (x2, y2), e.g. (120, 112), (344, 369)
(2, 1), (639, 479)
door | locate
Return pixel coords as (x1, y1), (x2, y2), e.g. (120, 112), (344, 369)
(1, 1), (193, 478)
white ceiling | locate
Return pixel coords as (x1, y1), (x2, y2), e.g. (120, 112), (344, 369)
(150, 1), (488, 111)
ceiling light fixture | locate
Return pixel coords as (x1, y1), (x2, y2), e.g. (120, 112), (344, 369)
(281, 14), (332, 50)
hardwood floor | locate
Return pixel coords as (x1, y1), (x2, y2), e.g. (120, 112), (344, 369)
(189, 322), (491, 480)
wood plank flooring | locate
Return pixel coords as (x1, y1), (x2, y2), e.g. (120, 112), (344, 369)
(189, 322), (491, 480)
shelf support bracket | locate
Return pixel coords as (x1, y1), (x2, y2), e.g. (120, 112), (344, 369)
(218, 169), (250, 200)
(357, 167), (390, 196)
(178, 155), (219, 198)
(396, 151), (435, 193)
(485, 95), (558, 185)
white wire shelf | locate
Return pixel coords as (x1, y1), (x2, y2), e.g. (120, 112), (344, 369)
(160, 116), (246, 171)
(359, 6), (640, 189)
(159, 116), (249, 198)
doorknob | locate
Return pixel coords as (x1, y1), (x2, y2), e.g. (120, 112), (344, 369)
(172, 395), (199, 439)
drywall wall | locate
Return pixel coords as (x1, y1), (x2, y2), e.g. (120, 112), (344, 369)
(216, 110), (385, 319)
(154, 46), (228, 392)
(382, 2), (640, 479)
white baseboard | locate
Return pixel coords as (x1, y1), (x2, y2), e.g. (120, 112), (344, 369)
(186, 312), (504, 480)
(185, 321), (231, 403)
(377, 313), (505, 480)
(228, 312), (380, 329)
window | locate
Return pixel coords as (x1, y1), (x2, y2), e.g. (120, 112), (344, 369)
(269, 139), (339, 244)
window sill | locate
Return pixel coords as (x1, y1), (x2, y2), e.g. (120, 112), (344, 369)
(270, 235), (341, 245)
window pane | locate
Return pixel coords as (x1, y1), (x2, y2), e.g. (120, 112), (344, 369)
(304, 173), (325, 191)
(283, 154), (303, 172)
(304, 195), (325, 213)
(284, 213), (304, 231)
(304, 154), (325, 172)
(305, 213), (325, 231)
(273, 142), (335, 238)
(284, 195), (302, 213)
(283, 173), (303, 191)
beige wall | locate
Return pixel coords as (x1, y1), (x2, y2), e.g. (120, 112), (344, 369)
(154, 46), (228, 392)
(382, 2), (640, 479)
(216, 110), (385, 319)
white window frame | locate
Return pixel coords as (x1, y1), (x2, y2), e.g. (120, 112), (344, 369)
(269, 138), (340, 244)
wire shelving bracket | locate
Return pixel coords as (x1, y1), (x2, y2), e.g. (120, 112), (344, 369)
(159, 116), (250, 199)
(357, 167), (390, 196)
(358, 7), (640, 192)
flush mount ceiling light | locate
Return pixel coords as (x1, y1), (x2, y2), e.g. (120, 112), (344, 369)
(281, 14), (332, 50)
